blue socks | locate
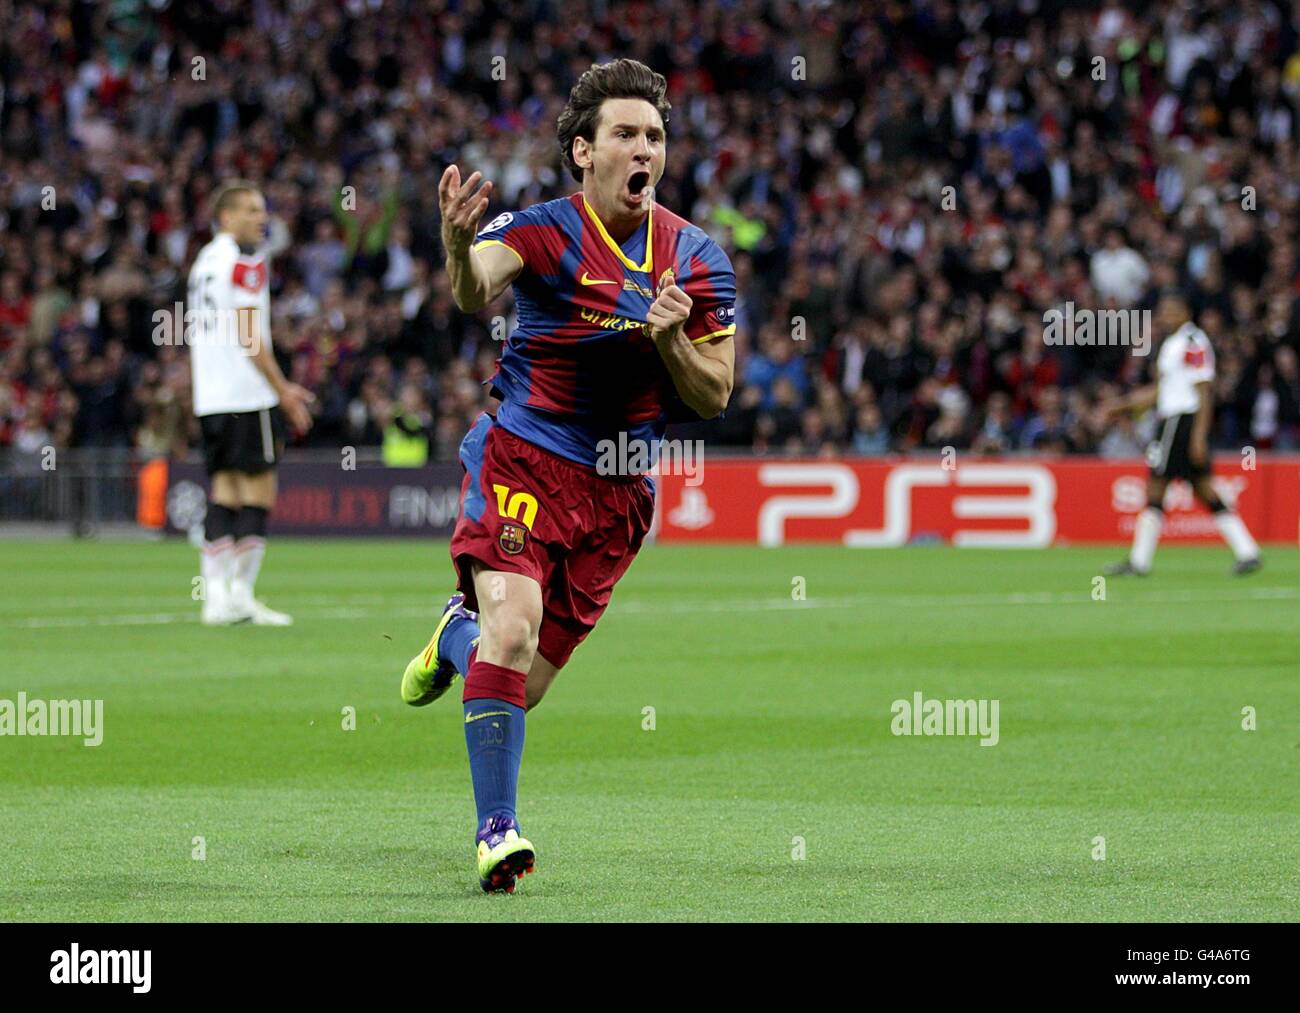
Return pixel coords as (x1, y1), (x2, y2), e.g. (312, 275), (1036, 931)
(463, 698), (526, 826)
(442, 615), (480, 676)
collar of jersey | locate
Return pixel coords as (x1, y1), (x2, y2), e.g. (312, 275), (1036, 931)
(216, 231), (258, 257)
(581, 194), (653, 274)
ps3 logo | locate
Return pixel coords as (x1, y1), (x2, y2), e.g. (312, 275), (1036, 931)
(755, 463), (1057, 548)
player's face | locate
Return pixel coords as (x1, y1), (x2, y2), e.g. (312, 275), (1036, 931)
(1158, 298), (1188, 334)
(583, 98), (665, 219)
(222, 191), (268, 247)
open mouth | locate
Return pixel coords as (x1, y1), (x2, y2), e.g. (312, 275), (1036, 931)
(625, 170), (651, 204)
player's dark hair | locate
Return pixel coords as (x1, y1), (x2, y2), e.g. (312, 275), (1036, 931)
(557, 59), (670, 183)
(211, 180), (261, 226)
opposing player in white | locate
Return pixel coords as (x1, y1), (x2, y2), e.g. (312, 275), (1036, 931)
(188, 181), (315, 624)
(1106, 294), (1261, 577)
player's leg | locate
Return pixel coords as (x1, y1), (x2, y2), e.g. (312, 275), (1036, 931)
(1110, 414), (1182, 577)
(400, 589), (479, 705)
(1108, 475), (1168, 576)
(228, 408), (290, 624)
(470, 562), (541, 670)
(402, 579), (559, 705)
(201, 468), (242, 624)
(228, 468), (290, 623)
(1192, 475), (1261, 574)
(405, 567), (539, 891)
(1132, 474), (1169, 573)
(400, 417), (519, 706)
(528, 473), (656, 701)
(524, 652), (562, 711)
(407, 413), (567, 889)
(463, 562), (541, 891)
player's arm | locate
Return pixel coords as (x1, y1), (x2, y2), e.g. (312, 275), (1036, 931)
(259, 215), (291, 259)
(1190, 380), (1212, 465)
(1107, 384), (1157, 417)
(439, 165), (522, 312)
(237, 308), (315, 434)
(647, 283), (734, 419)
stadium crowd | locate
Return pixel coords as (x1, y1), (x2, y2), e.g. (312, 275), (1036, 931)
(3, 0), (1300, 468)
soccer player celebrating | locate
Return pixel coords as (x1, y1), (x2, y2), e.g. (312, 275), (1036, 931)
(399, 59), (736, 892)
(1106, 293), (1261, 577)
(188, 181), (315, 625)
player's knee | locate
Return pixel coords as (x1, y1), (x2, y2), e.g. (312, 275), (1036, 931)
(238, 473), (276, 509)
(210, 473), (240, 508)
(482, 609), (538, 669)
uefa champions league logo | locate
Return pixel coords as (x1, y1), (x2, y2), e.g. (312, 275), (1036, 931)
(477, 212), (514, 236)
(167, 480), (209, 532)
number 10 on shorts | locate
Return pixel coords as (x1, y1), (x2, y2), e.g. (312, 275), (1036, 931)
(493, 483), (538, 530)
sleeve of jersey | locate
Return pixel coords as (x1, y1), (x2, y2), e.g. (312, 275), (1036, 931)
(679, 241), (737, 345)
(470, 206), (548, 274)
(1185, 342), (1215, 383)
(229, 256), (266, 309)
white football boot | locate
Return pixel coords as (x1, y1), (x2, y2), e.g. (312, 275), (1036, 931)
(201, 579), (247, 626)
(229, 580), (292, 626)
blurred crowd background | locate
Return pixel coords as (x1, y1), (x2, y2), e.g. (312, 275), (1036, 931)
(3, 0), (1300, 469)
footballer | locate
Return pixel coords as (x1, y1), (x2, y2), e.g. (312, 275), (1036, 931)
(1105, 293), (1261, 577)
(188, 182), (315, 626)
(398, 59), (736, 892)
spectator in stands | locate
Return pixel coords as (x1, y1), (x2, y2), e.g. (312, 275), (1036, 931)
(1091, 227), (1151, 306)
(1, 0), (1297, 466)
(971, 392), (1019, 456)
(744, 326), (810, 412)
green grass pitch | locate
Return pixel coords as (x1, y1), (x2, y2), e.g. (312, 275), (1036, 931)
(1, 537), (1296, 921)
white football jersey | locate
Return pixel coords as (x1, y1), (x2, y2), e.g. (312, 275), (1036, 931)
(1156, 321), (1214, 418)
(187, 233), (278, 416)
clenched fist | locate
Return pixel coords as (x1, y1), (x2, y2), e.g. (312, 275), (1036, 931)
(647, 278), (692, 345)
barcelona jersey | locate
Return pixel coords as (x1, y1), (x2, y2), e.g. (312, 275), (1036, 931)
(471, 193), (737, 467)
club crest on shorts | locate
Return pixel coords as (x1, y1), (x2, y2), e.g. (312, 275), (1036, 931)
(499, 522), (527, 555)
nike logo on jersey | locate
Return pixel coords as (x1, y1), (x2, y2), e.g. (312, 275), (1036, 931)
(580, 271), (618, 286)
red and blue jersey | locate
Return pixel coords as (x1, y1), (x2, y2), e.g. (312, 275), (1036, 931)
(471, 192), (736, 467)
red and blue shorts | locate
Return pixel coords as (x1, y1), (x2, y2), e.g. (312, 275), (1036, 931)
(449, 413), (656, 669)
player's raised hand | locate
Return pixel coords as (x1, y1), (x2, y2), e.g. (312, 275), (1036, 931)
(647, 281), (693, 344)
(439, 164), (494, 257)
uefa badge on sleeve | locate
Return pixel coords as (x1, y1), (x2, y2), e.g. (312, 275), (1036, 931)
(499, 522), (527, 555)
